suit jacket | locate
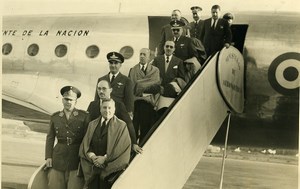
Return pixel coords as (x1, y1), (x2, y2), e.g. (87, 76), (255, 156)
(45, 109), (90, 171)
(94, 72), (134, 113)
(189, 20), (204, 41)
(200, 18), (232, 56)
(87, 100), (137, 144)
(152, 55), (185, 86)
(172, 35), (199, 62)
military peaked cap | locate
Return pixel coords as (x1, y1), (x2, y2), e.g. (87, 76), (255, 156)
(170, 20), (185, 29)
(107, 51), (124, 63)
(60, 86), (81, 99)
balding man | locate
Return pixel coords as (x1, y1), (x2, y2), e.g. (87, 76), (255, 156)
(128, 48), (161, 142)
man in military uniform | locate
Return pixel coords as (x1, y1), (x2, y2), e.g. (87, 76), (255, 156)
(45, 86), (90, 189)
(170, 20), (199, 63)
(189, 6), (204, 41)
(157, 9), (190, 55)
(94, 52), (134, 118)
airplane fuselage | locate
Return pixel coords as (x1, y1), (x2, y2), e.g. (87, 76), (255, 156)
(2, 12), (299, 148)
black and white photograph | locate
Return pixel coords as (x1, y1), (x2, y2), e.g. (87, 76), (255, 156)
(1, 0), (299, 188)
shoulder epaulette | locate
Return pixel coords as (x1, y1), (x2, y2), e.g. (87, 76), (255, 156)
(51, 111), (61, 116)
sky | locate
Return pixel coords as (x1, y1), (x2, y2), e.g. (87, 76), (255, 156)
(1, 0), (300, 16)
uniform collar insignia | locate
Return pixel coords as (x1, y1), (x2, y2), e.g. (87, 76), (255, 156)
(73, 110), (78, 116)
(59, 111), (64, 117)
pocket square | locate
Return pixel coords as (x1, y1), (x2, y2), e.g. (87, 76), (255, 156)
(117, 82), (123, 86)
(173, 65), (178, 69)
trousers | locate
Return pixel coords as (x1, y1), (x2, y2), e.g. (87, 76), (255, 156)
(47, 168), (84, 189)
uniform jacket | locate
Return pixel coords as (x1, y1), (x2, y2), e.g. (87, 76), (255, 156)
(94, 73), (134, 113)
(189, 20), (204, 41)
(200, 18), (232, 56)
(172, 35), (199, 62)
(152, 55), (186, 86)
(45, 109), (90, 171)
(157, 24), (189, 55)
(79, 115), (131, 182)
(87, 100), (137, 144)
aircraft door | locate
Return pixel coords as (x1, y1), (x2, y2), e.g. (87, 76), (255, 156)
(230, 24), (248, 53)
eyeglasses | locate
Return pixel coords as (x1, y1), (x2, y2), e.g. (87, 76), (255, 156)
(165, 45), (174, 49)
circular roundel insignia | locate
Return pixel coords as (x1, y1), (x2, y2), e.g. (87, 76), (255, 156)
(268, 52), (300, 96)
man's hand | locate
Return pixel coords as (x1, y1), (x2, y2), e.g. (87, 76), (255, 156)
(93, 155), (107, 168)
(132, 144), (143, 154)
(224, 43), (230, 48)
(45, 158), (52, 168)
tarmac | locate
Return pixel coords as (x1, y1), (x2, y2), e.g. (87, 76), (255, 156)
(1, 126), (298, 189)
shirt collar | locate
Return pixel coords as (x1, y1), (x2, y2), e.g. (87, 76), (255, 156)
(139, 63), (148, 69)
(109, 72), (119, 78)
(164, 54), (173, 59)
(101, 117), (110, 125)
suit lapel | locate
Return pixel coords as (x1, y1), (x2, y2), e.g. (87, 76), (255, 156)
(166, 56), (175, 74)
(111, 73), (122, 86)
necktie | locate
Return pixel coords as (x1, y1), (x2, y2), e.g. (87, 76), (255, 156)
(174, 37), (178, 42)
(165, 56), (169, 72)
(212, 19), (216, 29)
(100, 119), (107, 134)
(141, 65), (146, 74)
(111, 75), (115, 83)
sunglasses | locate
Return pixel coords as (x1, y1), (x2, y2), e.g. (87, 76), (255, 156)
(165, 45), (174, 49)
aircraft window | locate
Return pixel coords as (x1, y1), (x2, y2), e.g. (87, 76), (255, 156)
(55, 44), (68, 58)
(86, 45), (100, 58)
(120, 46), (134, 59)
(2, 43), (13, 55)
(27, 43), (39, 56)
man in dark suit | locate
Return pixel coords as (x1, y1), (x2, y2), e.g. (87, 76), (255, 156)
(152, 40), (185, 86)
(94, 52), (134, 118)
(88, 80), (142, 154)
(45, 86), (90, 189)
(157, 9), (189, 55)
(189, 6), (204, 41)
(200, 5), (232, 57)
(152, 41), (186, 119)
